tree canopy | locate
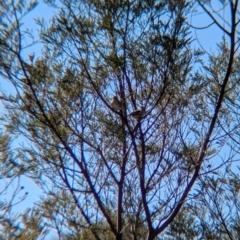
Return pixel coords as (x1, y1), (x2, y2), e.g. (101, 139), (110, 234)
(0, 0), (240, 239)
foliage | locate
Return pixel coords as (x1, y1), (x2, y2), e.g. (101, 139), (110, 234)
(0, 0), (240, 239)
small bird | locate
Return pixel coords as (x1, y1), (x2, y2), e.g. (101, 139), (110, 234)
(130, 108), (144, 120)
(110, 96), (121, 110)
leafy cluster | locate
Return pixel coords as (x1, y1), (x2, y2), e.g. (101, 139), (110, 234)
(0, 0), (240, 239)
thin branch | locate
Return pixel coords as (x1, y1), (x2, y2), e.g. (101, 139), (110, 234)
(197, 0), (231, 36)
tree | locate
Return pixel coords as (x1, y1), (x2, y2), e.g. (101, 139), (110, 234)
(0, 0), (240, 239)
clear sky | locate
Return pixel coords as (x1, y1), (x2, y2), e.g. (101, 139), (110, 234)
(0, 1), (235, 239)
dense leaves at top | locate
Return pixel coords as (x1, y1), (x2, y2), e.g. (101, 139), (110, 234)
(0, 0), (240, 239)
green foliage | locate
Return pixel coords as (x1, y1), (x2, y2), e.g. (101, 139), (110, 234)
(0, 0), (240, 239)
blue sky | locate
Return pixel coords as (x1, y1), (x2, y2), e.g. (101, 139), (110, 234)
(0, 1), (235, 239)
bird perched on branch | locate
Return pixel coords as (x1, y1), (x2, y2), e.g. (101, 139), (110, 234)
(110, 96), (121, 110)
(130, 108), (144, 120)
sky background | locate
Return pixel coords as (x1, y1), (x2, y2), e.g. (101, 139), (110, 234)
(0, 1), (235, 239)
